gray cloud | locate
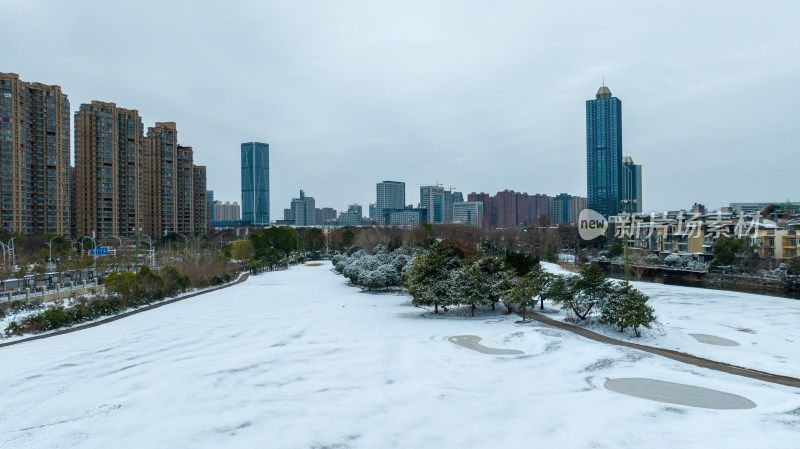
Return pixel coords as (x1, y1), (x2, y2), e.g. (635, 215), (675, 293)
(2, 0), (797, 218)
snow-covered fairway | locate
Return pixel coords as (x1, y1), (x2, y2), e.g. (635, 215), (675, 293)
(1, 262), (799, 448)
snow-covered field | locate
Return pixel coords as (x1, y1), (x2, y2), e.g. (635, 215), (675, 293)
(1, 262), (799, 448)
(542, 262), (800, 378)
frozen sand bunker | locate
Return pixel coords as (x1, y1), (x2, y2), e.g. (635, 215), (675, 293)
(689, 333), (740, 346)
(448, 335), (524, 355)
(604, 378), (756, 410)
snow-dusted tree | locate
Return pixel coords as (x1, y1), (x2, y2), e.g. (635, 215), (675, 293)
(451, 261), (491, 316)
(527, 263), (552, 310)
(600, 283), (655, 336)
(476, 256), (514, 312)
(506, 274), (538, 321)
(618, 286), (655, 336)
(404, 241), (463, 313)
(570, 263), (612, 319)
(546, 274), (585, 319)
(362, 268), (388, 291)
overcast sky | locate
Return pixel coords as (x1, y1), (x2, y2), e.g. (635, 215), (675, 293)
(2, 0), (798, 218)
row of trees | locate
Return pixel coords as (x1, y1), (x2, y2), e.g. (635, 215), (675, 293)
(332, 246), (412, 291)
(352, 239), (657, 336)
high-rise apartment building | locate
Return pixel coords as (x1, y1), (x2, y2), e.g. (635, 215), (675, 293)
(241, 142), (269, 225)
(0, 73), (71, 235)
(290, 190), (316, 226)
(550, 193), (587, 225)
(622, 156), (642, 213)
(213, 201), (241, 221)
(74, 101), (144, 238)
(420, 185), (445, 224)
(193, 165), (208, 234)
(467, 192), (494, 228)
(142, 122), (207, 237)
(208, 190), (214, 223)
(376, 181), (405, 225)
(143, 122), (178, 237)
(587, 85), (623, 219)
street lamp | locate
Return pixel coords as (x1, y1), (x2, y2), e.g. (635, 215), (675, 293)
(619, 199), (638, 284)
(46, 236), (58, 270)
(176, 232), (188, 250)
(7, 237), (15, 267)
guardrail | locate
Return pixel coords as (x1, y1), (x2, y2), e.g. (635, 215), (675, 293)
(1, 279), (102, 303)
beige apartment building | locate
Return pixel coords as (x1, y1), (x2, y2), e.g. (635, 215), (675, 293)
(74, 101), (144, 239)
(0, 72), (71, 236)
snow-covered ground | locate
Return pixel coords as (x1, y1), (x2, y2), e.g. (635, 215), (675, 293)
(541, 262), (800, 378)
(1, 262), (799, 448)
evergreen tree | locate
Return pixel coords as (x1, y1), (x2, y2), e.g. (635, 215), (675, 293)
(451, 261), (490, 317)
(507, 274), (537, 321)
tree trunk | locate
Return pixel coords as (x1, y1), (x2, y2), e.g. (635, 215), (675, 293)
(540, 297), (544, 310)
(471, 303), (475, 317)
(434, 302), (439, 314)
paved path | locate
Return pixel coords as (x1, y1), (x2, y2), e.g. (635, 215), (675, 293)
(0, 273), (250, 349)
(520, 309), (800, 388)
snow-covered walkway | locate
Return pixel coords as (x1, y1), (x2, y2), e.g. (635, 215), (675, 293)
(1, 262), (798, 448)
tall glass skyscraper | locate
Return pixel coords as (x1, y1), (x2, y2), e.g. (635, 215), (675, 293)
(241, 142), (270, 225)
(586, 86), (623, 218)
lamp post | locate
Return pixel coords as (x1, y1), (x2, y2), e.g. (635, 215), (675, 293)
(132, 228), (141, 278)
(46, 236), (58, 270)
(8, 237), (15, 267)
(619, 199), (638, 284)
(176, 232), (188, 250)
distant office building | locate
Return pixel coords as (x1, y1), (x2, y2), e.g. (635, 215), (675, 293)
(388, 208), (427, 228)
(587, 85), (623, 219)
(0, 72), (71, 235)
(728, 202), (800, 216)
(376, 181), (405, 225)
(420, 185), (445, 224)
(622, 156), (642, 213)
(316, 207), (337, 225)
(241, 142), (269, 225)
(283, 208), (293, 221)
(338, 204), (363, 226)
(213, 201), (241, 221)
(290, 190), (316, 226)
(74, 101), (144, 238)
(453, 201), (484, 227)
(368, 203), (376, 220)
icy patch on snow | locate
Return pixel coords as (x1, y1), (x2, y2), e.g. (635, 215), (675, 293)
(447, 335), (525, 355)
(605, 378), (757, 410)
(689, 333), (740, 346)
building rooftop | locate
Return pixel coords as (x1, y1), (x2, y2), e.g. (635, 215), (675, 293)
(596, 85), (612, 99)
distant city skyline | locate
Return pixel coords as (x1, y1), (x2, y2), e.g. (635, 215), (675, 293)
(2, 2), (797, 218)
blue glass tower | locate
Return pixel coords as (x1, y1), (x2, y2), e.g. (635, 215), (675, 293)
(586, 86), (623, 218)
(241, 142), (270, 225)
